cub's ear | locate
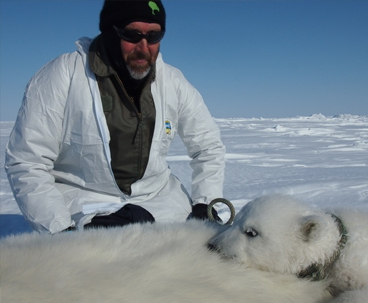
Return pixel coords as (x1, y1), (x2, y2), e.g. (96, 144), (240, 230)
(298, 215), (327, 242)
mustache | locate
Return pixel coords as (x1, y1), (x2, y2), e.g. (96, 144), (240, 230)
(127, 52), (151, 62)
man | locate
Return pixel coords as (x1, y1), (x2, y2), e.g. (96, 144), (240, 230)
(5, 0), (225, 234)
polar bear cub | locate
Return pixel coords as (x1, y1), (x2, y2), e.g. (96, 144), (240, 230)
(208, 195), (368, 299)
(1, 219), (332, 303)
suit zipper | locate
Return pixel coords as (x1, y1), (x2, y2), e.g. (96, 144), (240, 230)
(114, 74), (143, 179)
(114, 75), (143, 143)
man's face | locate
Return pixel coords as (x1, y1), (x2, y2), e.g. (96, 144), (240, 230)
(120, 22), (161, 80)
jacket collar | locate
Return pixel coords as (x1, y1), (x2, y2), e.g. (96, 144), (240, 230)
(88, 34), (117, 77)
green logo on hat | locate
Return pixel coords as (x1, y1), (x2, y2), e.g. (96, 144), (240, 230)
(148, 1), (160, 15)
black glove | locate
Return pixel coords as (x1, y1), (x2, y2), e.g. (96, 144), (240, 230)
(84, 204), (155, 229)
(187, 203), (222, 223)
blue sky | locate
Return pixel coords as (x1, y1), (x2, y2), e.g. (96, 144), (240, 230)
(1, 0), (367, 121)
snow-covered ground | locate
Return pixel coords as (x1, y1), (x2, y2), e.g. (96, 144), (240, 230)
(1, 114), (367, 237)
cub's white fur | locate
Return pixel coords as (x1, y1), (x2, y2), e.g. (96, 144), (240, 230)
(0, 220), (331, 303)
(209, 195), (368, 302)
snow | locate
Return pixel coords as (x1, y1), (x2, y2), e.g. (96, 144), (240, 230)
(1, 115), (368, 237)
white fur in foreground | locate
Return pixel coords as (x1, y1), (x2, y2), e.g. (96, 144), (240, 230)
(1, 220), (331, 303)
(209, 195), (368, 302)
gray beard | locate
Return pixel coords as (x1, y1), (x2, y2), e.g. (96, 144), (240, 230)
(127, 65), (151, 80)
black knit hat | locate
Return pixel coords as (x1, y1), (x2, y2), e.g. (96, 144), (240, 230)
(99, 0), (166, 32)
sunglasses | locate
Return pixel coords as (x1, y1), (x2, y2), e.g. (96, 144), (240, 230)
(114, 26), (165, 44)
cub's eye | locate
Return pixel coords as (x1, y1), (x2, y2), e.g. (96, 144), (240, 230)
(245, 228), (258, 237)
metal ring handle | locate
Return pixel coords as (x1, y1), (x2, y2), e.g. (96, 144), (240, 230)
(207, 198), (236, 225)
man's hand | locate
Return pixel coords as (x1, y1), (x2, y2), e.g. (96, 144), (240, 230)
(187, 203), (222, 223)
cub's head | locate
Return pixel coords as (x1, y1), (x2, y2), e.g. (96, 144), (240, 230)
(208, 195), (342, 275)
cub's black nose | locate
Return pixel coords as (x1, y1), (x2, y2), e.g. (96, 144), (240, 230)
(207, 243), (218, 252)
